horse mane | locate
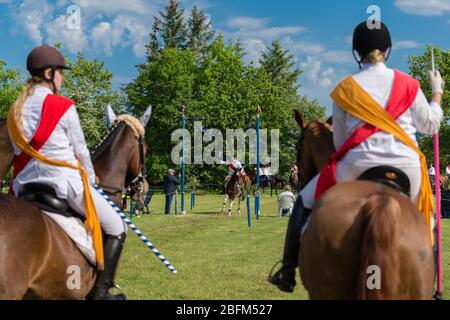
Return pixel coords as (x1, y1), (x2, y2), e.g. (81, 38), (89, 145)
(91, 114), (145, 163)
(91, 121), (128, 163)
(116, 115), (144, 138)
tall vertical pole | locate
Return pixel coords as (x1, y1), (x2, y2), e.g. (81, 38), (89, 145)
(431, 46), (443, 299)
(256, 106), (261, 219)
(181, 105), (186, 215)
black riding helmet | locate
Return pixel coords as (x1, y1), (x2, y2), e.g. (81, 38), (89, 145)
(26, 44), (71, 93)
(352, 21), (392, 68)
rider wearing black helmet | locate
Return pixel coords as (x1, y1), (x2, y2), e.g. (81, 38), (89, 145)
(269, 21), (444, 293)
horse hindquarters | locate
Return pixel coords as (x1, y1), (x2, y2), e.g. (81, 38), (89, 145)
(300, 181), (434, 300)
(0, 197), (96, 299)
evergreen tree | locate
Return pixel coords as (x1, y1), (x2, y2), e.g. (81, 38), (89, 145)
(186, 6), (215, 62)
(259, 40), (302, 90)
(159, 0), (187, 49)
(145, 19), (162, 63)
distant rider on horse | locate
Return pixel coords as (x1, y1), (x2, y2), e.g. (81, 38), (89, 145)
(8, 45), (128, 300)
(269, 21), (444, 293)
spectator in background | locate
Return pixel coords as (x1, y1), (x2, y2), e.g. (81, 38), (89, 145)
(278, 185), (296, 217)
(163, 169), (180, 215)
(446, 163), (450, 177)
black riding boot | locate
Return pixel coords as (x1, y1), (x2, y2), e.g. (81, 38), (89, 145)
(91, 233), (127, 300)
(268, 196), (311, 293)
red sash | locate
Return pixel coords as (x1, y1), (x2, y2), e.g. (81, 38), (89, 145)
(314, 70), (419, 199)
(9, 94), (74, 194)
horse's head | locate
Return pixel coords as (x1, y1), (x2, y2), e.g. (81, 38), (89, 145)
(93, 106), (152, 204)
(293, 109), (334, 188)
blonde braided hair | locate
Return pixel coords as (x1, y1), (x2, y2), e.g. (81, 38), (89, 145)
(11, 76), (45, 136)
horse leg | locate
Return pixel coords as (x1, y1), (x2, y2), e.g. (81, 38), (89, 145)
(222, 195), (228, 215)
(238, 195), (241, 214)
(228, 198), (234, 216)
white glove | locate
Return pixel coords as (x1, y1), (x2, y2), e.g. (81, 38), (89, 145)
(428, 70), (445, 95)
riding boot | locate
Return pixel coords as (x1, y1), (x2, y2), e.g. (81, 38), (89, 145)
(268, 196), (311, 293)
(91, 233), (127, 300)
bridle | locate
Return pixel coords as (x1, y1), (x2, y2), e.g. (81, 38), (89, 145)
(98, 132), (147, 201)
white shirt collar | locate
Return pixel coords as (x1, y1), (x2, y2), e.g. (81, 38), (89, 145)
(34, 85), (54, 94)
(360, 62), (387, 71)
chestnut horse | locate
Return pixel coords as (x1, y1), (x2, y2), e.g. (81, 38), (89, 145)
(0, 119), (13, 187)
(293, 110), (435, 299)
(0, 111), (149, 299)
(222, 169), (242, 215)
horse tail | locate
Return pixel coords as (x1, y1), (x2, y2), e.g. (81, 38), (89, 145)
(356, 193), (401, 300)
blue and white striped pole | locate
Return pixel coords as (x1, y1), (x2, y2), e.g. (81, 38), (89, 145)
(95, 185), (177, 274)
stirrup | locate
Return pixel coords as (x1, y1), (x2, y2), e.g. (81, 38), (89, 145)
(267, 260), (296, 293)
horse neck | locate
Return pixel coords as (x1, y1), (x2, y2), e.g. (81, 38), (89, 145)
(94, 126), (135, 191)
(0, 121), (13, 180)
(303, 122), (334, 175)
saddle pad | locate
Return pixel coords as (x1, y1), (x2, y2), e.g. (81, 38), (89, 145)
(42, 211), (96, 266)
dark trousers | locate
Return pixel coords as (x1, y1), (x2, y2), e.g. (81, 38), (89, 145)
(165, 194), (174, 214)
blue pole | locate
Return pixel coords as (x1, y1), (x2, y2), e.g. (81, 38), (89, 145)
(256, 106), (261, 219)
(181, 106), (186, 214)
(247, 195), (251, 227)
(130, 198), (134, 220)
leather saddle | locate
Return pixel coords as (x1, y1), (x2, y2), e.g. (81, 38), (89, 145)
(20, 183), (86, 222)
(357, 165), (411, 197)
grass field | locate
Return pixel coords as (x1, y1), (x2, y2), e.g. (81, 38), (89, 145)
(117, 193), (450, 300)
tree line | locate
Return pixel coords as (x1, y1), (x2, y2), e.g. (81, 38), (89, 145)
(0, 0), (448, 187)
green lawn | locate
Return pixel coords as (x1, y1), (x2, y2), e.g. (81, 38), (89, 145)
(117, 193), (450, 300)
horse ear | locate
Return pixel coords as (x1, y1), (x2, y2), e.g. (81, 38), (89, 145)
(326, 116), (333, 125)
(293, 109), (308, 131)
(139, 105), (152, 127)
(106, 104), (117, 128)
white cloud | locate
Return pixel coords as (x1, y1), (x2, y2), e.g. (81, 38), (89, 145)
(320, 50), (353, 64)
(70, 0), (155, 15)
(12, 0), (152, 57)
(227, 16), (268, 29)
(394, 40), (420, 50)
(300, 56), (338, 88)
(91, 15), (149, 57)
(282, 36), (324, 55)
(45, 15), (88, 52)
(17, 0), (53, 44)
(318, 67), (336, 88)
(300, 56), (321, 82)
(395, 0), (450, 16)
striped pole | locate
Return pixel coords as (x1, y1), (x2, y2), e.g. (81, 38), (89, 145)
(431, 46), (443, 299)
(95, 185), (177, 274)
(434, 133), (443, 298)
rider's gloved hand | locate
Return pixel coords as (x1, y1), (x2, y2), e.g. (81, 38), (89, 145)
(428, 70), (445, 95)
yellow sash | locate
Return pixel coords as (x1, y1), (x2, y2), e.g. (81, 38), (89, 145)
(7, 106), (104, 269)
(330, 76), (434, 244)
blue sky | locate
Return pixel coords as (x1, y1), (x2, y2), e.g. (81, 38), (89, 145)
(0, 0), (449, 115)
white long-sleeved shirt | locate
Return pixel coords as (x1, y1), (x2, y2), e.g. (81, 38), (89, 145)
(333, 62), (443, 168)
(12, 86), (95, 198)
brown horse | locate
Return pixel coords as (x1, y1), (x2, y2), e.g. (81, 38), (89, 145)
(289, 165), (300, 193)
(222, 169), (242, 215)
(0, 111), (150, 299)
(0, 119), (13, 186)
(293, 110), (334, 188)
(293, 110), (435, 299)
